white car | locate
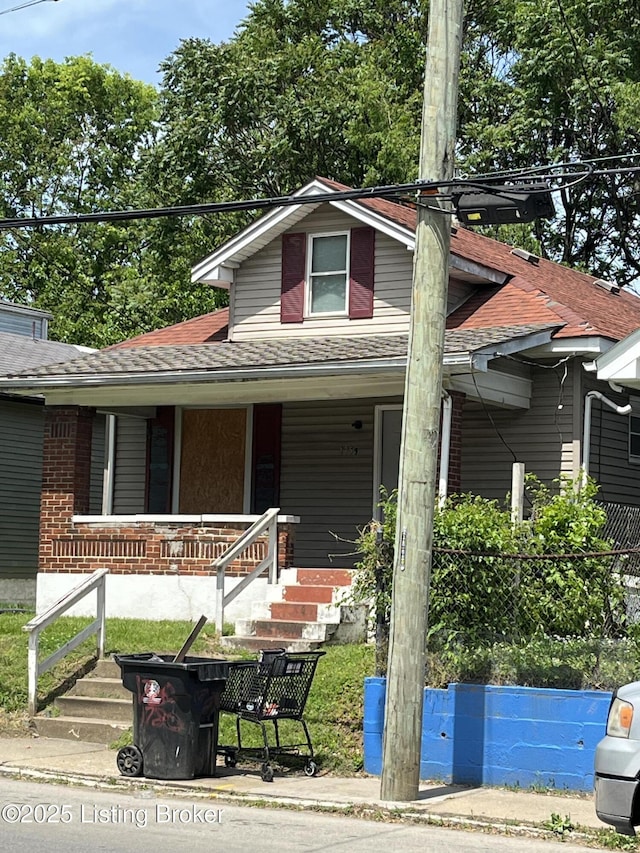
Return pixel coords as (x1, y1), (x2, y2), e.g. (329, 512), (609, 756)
(595, 682), (640, 836)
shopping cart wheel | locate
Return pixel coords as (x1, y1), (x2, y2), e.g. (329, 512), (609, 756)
(304, 760), (317, 777)
(261, 762), (274, 783)
(224, 753), (237, 769)
(117, 745), (143, 777)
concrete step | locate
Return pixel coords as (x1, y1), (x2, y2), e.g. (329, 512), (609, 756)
(92, 658), (121, 679)
(235, 618), (336, 641)
(33, 715), (130, 745)
(70, 677), (128, 700)
(54, 695), (132, 723)
(220, 636), (324, 653)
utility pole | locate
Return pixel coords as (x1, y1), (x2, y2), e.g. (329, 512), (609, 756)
(380, 0), (465, 802)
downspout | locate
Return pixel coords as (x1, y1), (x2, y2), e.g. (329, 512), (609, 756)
(438, 391), (453, 507)
(582, 390), (632, 479)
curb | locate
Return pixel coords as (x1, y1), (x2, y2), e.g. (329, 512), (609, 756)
(0, 762), (611, 846)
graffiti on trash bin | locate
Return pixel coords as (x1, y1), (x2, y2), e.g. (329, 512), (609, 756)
(136, 676), (184, 733)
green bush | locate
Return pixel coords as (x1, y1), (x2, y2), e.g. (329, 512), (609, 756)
(352, 475), (628, 685)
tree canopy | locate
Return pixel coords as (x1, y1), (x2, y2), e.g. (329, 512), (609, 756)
(1, 0), (640, 345)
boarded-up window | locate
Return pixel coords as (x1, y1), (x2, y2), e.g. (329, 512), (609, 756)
(179, 409), (246, 513)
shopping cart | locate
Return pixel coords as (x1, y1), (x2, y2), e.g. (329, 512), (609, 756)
(217, 649), (325, 782)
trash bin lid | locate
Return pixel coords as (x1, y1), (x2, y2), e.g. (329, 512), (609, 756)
(113, 653), (229, 681)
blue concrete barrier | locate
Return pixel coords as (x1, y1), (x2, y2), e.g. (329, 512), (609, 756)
(364, 678), (612, 791)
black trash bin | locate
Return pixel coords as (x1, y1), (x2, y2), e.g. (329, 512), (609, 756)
(114, 653), (229, 781)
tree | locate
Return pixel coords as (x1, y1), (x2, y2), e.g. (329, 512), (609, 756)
(154, 0), (640, 288)
(459, 0), (640, 287)
(0, 54), (224, 346)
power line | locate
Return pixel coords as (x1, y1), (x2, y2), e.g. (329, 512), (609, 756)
(0, 0), (59, 16)
(0, 158), (639, 231)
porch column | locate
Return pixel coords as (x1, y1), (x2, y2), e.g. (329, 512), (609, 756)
(447, 390), (465, 494)
(278, 523), (296, 569)
(39, 406), (95, 573)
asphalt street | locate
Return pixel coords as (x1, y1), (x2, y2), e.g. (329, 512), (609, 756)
(0, 777), (598, 853)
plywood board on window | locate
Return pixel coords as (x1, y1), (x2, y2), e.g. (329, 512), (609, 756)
(179, 409), (246, 513)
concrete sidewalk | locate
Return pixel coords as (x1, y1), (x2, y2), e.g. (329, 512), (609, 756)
(0, 735), (608, 835)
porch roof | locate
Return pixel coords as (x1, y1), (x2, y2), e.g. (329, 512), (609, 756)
(0, 323), (560, 394)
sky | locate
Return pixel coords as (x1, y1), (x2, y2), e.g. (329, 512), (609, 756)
(0, 0), (253, 85)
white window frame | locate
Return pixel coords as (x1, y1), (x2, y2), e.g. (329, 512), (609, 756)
(305, 231), (350, 318)
(629, 401), (640, 464)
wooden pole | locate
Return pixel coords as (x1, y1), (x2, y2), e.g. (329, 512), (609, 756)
(380, 0), (465, 802)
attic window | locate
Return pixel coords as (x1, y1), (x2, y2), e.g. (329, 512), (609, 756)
(307, 233), (349, 315)
(280, 227), (375, 323)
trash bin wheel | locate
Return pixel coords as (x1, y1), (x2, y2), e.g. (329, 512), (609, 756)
(261, 762), (274, 783)
(117, 744), (144, 778)
(304, 759), (317, 777)
(224, 753), (237, 768)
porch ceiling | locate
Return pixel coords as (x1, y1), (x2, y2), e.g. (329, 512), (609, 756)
(0, 323), (560, 407)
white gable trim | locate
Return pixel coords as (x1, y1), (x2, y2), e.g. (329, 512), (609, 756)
(190, 179), (417, 286)
(191, 178), (516, 289)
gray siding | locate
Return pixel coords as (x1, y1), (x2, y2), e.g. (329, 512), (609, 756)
(280, 399), (378, 568)
(90, 414), (106, 514)
(461, 363), (576, 500)
(0, 310), (47, 339)
(231, 207), (471, 341)
(584, 376), (640, 505)
(0, 399), (44, 577)
(112, 415), (147, 513)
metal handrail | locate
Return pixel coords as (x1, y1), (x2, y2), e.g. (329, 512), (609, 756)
(23, 568), (108, 716)
(212, 507), (280, 632)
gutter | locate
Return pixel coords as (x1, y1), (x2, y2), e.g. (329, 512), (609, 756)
(0, 353), (482, 394)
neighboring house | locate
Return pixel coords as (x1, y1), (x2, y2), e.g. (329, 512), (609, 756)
(0, 301), (96, 605)
(2, 177), (640, 621)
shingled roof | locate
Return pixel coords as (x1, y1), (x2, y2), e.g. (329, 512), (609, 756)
(0, 324), (558, 383)
(0, 330), (88, 375)
(107, 307), (229, 349)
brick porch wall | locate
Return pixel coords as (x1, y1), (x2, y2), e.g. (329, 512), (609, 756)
(39, 406), (295, 577)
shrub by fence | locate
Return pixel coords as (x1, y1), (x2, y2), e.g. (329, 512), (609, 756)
(352, 476), (640, 687)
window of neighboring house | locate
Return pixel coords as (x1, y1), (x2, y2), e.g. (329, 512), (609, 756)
(630, 411), (640, 462)
(307, 232), (349, 316)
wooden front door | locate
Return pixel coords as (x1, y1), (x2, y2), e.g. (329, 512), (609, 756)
(179, 408), (247, 513)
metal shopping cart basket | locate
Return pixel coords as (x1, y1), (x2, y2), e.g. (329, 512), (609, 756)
(217, 649), (325, 782)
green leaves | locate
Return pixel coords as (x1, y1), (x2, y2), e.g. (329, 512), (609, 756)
(354, 475), (625, 653)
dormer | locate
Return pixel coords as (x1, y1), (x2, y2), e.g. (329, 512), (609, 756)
(191, 178), (509, 342)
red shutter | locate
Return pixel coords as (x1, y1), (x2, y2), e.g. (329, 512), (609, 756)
(281, 232), (306, 323)
(251, 404), (282, 514)
(349, 226), (375, 319)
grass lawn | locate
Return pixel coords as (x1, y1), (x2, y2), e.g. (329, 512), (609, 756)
(0, 612), (374, 774)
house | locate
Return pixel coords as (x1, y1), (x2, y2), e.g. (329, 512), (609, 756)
(2, 177), (640, 626)
(0, 300), (95, 605)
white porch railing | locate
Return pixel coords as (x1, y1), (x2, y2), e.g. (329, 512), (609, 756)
(23, 568), (108, 716)
(213, 507), (280, 633)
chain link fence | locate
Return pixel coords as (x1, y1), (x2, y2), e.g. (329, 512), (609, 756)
(424, 540), (640, 689)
